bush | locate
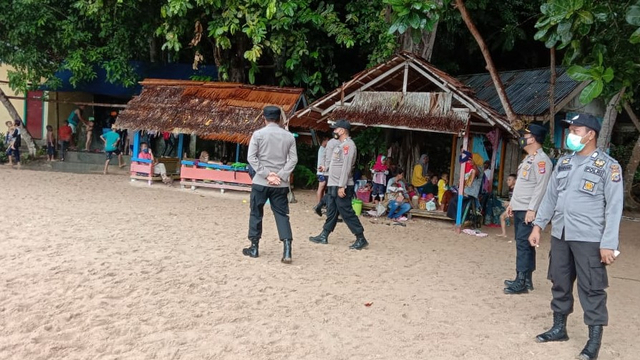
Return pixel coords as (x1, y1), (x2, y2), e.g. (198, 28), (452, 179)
(293, 164), (318, 189)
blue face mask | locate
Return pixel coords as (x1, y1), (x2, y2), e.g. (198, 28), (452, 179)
(142, 148), (149, 153)
(565, 133), (586, 152)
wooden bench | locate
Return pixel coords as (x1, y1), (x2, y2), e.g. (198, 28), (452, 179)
(361, 202), (453, 221)
(130, 157), (181, 185)
(179, 161), (252, 193)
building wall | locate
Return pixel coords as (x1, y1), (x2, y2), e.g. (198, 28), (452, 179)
(46, 92), (95, 132)
(0, 65), (26, 135)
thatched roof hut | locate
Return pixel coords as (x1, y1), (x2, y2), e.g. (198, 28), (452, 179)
(290, 52), (517, 138)
(116, 79), (305, 145)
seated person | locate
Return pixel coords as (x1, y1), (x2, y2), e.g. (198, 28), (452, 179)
(498, 174), (517, 237)
(407, 185), (417, 199)
(138, 142), (171, 183)
(423, 175), (439, 199)
(437, 173), (450, 210)
(199, 150), (210, 163)
(386, 169), (411, 221)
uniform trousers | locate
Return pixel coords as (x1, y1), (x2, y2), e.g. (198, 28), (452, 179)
(323, 186), (364, 235)
(549, 235), (608, 326)
(513, 211), (536, 273)
(248, 185), (292, 240)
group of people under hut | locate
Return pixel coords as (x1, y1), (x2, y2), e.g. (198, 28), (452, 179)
(312, 134), (512, 228)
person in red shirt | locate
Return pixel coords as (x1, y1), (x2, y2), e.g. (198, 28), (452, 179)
(58, 120), (73, 161)
(138, 142), (171, 183)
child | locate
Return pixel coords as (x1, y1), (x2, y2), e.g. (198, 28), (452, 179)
(58, 120), (73, 161)
(407, 185), (417, 199)
(498, 174), (517, 237)
(100, 127), (124, 174)
(84, 116), (95, 151)
(45, 125), (55, 161)
(8, 120), (21, 168)
(370, 154), (389, 204)
(138, 142), (171, 183)
(437, 173), (449, 210)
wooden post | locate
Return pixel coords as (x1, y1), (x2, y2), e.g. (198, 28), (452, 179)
(455, 128), (470, 232)
(497, 139), (506, 195)
(235, 143), (241, 163)
(488, 131), (500, 193)
(177, 133), (185, 159)
(133, 131), (140, 159)
(449, 134), (457, 186)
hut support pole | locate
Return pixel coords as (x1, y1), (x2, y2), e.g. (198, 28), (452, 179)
(177, 134), (185, 159)
(488, 131), (500, 193)
(455, 130), (470, 233)
(235, 143), (240, 163)
(133, 131), (140, 159)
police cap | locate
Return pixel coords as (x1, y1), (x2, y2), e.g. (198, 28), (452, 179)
(330, 119), (351, 130)
(562, 113), (601, 134)
(522, 123), (548, 144)
(263, 106), (281, 121)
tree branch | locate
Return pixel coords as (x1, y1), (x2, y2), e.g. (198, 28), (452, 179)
(454, 0), (518, 123)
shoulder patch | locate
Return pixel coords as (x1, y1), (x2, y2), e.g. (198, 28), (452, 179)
(343, 145), (349, 155)
(610, 164), (621, 182)
(538, 161), (546, 174)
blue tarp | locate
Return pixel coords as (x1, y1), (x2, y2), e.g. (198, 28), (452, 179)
(41, 61), (218, 98)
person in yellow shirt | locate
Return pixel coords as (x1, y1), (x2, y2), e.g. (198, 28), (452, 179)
(412, 154), (429, 193)
(437, 172), (449, 209)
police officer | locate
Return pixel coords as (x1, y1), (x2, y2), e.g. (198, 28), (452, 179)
(529, 114), (623, 360)
(309, 119), (368, 250)
(504, 123), (553, 294)
(245, 106), (298, 263)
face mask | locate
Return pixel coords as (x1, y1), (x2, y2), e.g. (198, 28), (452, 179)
(143, 149), (149, 153)
(518, 137), (529, 149)
(333, 131), (340, 139)
(565, 133), (587, 152)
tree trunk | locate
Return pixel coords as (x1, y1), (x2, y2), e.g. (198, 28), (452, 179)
(454, 0), (518, 123)
(623, 102), (640, 210)
(547, 47), (557, 145)
(0, 87), (37, 156)
(597, 87), (625, 150)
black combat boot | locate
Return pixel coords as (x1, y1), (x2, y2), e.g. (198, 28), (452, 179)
(349, 234), (369, 250)
(503, 271), (529, 294)
(313, 205), (322, 217)
(309, 230), (329, 244)
(242, 238), (259, 258)
(504, 271), (534, 290)
(281, 239), (292, 264)
(577, 325), (603, 360)
(536, 312), (569, 343)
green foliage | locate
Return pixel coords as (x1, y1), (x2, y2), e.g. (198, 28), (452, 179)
(352, 127), (386, 170)
(534, 0), (640, 104)
(384, 0), (449, 43)
(0, 140), (7, 164)
(0, 0), (165, 92)
(610, 138), (640, 182)
(293, 164), (318, 189)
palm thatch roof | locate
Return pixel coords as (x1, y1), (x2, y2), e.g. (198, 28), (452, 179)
(290, 52), (518, 138)
(115, 79), (305, 145)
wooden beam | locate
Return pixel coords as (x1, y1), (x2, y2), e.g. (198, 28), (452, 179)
(327, 121), (459, 135)
(402, 62), (409, 94)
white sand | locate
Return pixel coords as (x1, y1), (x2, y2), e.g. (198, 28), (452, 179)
(1, 168), (639, 359)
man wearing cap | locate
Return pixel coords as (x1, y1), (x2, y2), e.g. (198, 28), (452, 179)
(245, 106), (298, 263)
(528, 114), (622, 360)
(503, 123), (552, 294)
(309, 119), (368, 250)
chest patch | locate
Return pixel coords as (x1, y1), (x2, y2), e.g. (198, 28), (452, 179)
(585, 166), (605, 178)
(593, 159), (606, 168)
(583, 181), (595, 192)
(558, 164), (572, 172)
(561, 158), (571, 165)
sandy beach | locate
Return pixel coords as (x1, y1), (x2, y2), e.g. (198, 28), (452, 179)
(1, 168), (639, 360)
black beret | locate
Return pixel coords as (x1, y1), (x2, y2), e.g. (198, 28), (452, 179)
(562, 113), (601, 133)
(263, 106), (281, 120)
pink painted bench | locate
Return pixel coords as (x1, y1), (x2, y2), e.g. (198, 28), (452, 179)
(179, 163), (252, 192)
